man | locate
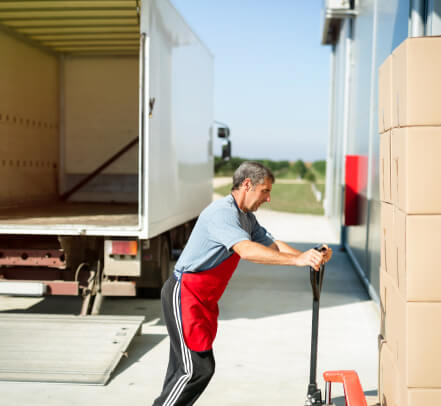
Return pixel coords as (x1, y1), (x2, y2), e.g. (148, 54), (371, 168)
(153, 161), (332, 406)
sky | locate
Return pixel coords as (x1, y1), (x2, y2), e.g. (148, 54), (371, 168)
(171, 0), (332, 162)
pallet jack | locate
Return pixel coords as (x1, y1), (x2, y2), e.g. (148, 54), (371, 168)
(304, 245), (369, 406)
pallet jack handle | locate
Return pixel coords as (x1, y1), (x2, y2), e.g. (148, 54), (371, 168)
(305, 245), (327, 406)
(310, 249), (325, 302)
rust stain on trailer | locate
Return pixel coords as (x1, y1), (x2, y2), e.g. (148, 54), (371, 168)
(0, 249), (66, 268)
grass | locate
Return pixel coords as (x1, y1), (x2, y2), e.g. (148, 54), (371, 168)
(315, 183), (325, 202)
(274, 168), (301, 179)
(310, 167), (326, 182)
(214, 183), (324, 215)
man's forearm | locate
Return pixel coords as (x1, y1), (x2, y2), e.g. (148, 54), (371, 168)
(233, 240), (297, 266)
(273, 240), (303, 256)
(233, 240), (326, 270)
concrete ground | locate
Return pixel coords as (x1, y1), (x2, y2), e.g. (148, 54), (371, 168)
(0, 207), (380, 406)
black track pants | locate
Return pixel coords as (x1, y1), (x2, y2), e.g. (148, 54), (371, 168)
(153, 276), (215, 406)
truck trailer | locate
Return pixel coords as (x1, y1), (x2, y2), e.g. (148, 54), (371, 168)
(0, 0), (228, 315)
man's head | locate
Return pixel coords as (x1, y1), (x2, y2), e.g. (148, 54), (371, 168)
(231, 161), (275, 212)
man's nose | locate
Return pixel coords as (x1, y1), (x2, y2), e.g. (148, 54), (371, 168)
(266, 194), (271, 202)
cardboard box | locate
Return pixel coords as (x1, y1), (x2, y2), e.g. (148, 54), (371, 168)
(379, 132), (391, 203)
(399, 387), (441, 406)
(391, 127), (441, 214)
(394, 208), (441, 301)
(378, 56), (392, 133)
(393, 296), (441, 388)
(379, 268), (398, 352)
(392, 36), (441, 127)
(382, 271), (441, 388)
(380, 202), (395, 280)
(379, 342), (400, 406)
(380, 339), (441, 406)
(366, 396), (379, 406)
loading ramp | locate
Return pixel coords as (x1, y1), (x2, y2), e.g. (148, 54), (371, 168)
(0, 313), (144, 385)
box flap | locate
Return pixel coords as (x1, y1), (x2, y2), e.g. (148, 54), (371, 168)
(394, 208), (406, 296)
(391, 128), (405, 211)
(378, 56), (392, 133)
(381, 202), (395, 279)
(380, 342), (400, 406)
(380, 132), (391, 203)
(391, 39), (407, 128)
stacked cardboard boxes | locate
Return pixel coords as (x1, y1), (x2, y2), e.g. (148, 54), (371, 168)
(379, 36), (441, 406)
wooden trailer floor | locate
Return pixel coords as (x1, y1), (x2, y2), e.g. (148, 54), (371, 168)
(0, 202), (138, 228)
(0, 313), (144, 385)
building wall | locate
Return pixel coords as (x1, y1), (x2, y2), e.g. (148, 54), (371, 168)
(325, 0), (410, 298)
(328, 19), (350, 234)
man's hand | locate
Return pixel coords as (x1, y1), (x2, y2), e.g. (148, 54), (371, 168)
(295, 245), (333, 271)
(294, 249), (324, 271)
(321, 245), (333, 264)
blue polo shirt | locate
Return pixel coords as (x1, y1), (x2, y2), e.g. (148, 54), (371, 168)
(174, 194), (275, 276)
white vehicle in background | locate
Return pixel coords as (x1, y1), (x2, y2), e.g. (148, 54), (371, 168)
(0, 0), (230, 315)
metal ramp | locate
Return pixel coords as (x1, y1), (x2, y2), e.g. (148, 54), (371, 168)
(0, 313), (144, 385)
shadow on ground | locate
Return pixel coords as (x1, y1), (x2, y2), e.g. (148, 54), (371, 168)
(332, 390), (378, 406)
(111, 332), (166, 379)
(220, 242), (370, 320)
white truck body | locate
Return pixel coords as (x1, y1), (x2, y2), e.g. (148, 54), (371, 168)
(0, 0), (214, 238)
(0, 0), (222, 310)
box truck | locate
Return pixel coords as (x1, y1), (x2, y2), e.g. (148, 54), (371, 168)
(0, 0), (230, 315)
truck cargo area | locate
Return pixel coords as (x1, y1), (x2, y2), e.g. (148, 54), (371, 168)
(0, 202), (138, 233)
(0, 0), (142, 235)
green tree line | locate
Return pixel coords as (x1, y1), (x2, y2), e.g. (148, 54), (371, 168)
(214, 157), (326, 182)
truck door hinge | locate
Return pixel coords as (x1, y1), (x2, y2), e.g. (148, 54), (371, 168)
(149, 97), (156, 118)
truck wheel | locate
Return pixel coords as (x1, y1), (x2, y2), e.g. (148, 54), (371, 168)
(160, 237), (171, 286)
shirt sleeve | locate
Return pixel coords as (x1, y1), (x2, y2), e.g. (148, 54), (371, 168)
(208, 208), (250, 251)
(250, 214), (276, 247)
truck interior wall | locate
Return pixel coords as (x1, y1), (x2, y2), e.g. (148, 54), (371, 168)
(0, 31), (59, 208)
(63, 56), (139, 203)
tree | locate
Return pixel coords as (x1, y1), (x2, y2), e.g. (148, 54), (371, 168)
(292, 160), (307, 178)
(304, 170), (316, 182)
(312, 160), (326, 177)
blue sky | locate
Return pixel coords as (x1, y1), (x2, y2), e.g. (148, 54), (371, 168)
(171, 0), (331, 162)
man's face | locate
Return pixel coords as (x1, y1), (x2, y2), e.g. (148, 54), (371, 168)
(243, 177), (273, 212)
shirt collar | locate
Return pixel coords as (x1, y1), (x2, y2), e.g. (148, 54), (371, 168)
(229, 193), (246, 214)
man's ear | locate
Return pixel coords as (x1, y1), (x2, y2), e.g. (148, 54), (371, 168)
(243, 178), (252, 191)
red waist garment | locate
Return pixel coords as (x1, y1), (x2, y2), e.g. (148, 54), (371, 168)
(180, 253), (240, 352)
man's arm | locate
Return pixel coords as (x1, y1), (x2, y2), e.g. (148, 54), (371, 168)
(269, 241), (333, 263)
(232, 240), (324, 270)
(272, 240), (303, 255)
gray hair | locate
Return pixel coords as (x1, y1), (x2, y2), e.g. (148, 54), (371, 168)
(231, 161), (275, 190)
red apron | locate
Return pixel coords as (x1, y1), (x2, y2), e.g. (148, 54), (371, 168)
(180, 253), (241, 352)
